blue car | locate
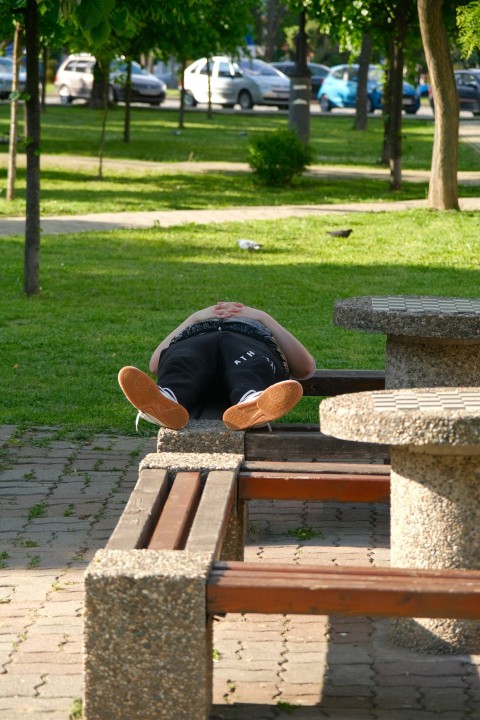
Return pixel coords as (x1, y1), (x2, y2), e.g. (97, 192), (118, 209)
(318, 64), (420, 115)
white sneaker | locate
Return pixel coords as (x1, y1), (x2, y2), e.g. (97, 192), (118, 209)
(135, 388), (180, 430)
(118, 367), (189, 431)
(223, 380), (303, 431)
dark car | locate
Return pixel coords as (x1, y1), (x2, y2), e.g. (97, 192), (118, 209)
(0, 56), (26, 99)
(270, 61), (329, 98)
(450, 70), (480, 115)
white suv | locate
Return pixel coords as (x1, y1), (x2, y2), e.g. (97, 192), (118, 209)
(54, 54), (166, 106)
(182, 56), (290, 110)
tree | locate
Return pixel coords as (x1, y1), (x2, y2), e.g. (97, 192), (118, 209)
(156, 0), (260, 128)
(24, 0), (41, 296)
(6, 19), (22, 202)
(418, 0), (459, 210)
(457, 2), (480, 60)
(0, 0), (117, 295)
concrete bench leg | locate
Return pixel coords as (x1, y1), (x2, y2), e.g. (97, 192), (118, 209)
(84, 549), (214, 720)
(221, 498), (247, 561)
(390, 447), (480, 653)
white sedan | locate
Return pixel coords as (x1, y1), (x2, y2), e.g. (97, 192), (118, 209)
(182, 56), (290, 110)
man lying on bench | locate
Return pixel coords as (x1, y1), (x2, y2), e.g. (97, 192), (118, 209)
(118, 301), (315, 432)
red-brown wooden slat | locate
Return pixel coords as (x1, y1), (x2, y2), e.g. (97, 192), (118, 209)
(147, 471), (202, 551)
(207, 562), (480, 619)
(238, 472), (390, 502)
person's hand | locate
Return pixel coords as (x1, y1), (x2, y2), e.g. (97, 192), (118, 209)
(213, 301), (244, 318)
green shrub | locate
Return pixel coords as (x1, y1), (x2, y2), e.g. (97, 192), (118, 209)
(248, 128), (314, 186)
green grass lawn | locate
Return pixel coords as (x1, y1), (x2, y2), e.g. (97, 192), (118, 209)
(3, 210), (479, 435)
(0, 170), (437, 217)
(0, 104), (478, 217)
(3, 105), (439, 165)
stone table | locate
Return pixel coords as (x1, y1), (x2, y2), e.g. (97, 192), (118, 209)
(334, 295), (480, 388)
(320, 386), (480, 654)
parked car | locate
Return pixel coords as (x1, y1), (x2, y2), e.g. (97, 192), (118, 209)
(270, 61), (330, 98)
(181, 56), (290, 110)
(0, 56), (26, 99)
(429, 70), (480, 116)
(318, 64), (420, 114)
(54, 54), (166, 106)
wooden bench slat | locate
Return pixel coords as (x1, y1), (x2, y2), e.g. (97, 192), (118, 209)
(107, 468), (170, 550)
(185, 470), (236, 559)
(245, 429), (389, 463)
(238, 472), (390, 503)
(242, 460), (390, 474)
(300, 369), (385, 397)
(207, 562), (480, 619)
(147, 472), (202, 551)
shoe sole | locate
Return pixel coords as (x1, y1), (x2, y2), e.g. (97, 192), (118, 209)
(118, 366), (189, 430)
(223, 380), (303, 431)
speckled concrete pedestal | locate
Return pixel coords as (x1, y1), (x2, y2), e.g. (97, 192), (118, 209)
(85, 438), (247, 719)
(157, 419), (245, 454)
(84, 549), (214, 720)
(334, 295), (480, 389)
(320, 387), (480, 653)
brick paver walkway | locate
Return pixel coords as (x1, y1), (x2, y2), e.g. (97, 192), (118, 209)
(1, 425), (479, 719)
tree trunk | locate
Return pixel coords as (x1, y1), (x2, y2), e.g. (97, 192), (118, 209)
(24, 0), (41, 296)
(123, 59), (132, 143)
(41, 45), (47, 112)
(418, 0), (459, 209)
(389, 40), (404, 190)
(354, 33), (372, 131)
(264, 0), (285, 62)
(7, 21), (22, 202)
(178, 60), (186, 130)
(381, 55), (392, 165)
(207, 57), (212, 120)
(389, 5), (407, 191)
(89, 59), (110, 109)
(97, 72), (109, 180)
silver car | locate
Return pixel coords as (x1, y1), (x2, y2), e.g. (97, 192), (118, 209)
(54, 54), (166, 106)
(0, 56), (26, 99)
(182, 56), (290, 110)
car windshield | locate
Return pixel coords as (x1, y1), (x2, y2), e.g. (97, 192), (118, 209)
(239, 60), (279, 77)
(111, 60), (150, 76)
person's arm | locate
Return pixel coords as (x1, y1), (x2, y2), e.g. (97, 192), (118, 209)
(234, 305), (316, 380)
(148, 302), (243, 372)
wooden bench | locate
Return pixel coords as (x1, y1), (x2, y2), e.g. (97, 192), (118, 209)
(137, 367), (480, 623)
(85, 367), (480, 720)
(208, 563), (480, 620)
(137, 462), (480, 622)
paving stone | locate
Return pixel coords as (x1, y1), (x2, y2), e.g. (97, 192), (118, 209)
(3, 423), (480, 718)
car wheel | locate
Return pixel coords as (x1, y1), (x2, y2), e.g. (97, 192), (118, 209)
(404, 107), (418, 115)
(473, 100), (480, 116)
(183, 91), (197, 107)
(366, 96), (374, 113)
(238, 90), (253, 110)
(58, 85), (72, 105)
(319, 94), (331, 112)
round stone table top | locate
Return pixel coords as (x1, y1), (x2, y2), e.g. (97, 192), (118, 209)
(334, 295), (480, 339)
(320, 388), (480, 447)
